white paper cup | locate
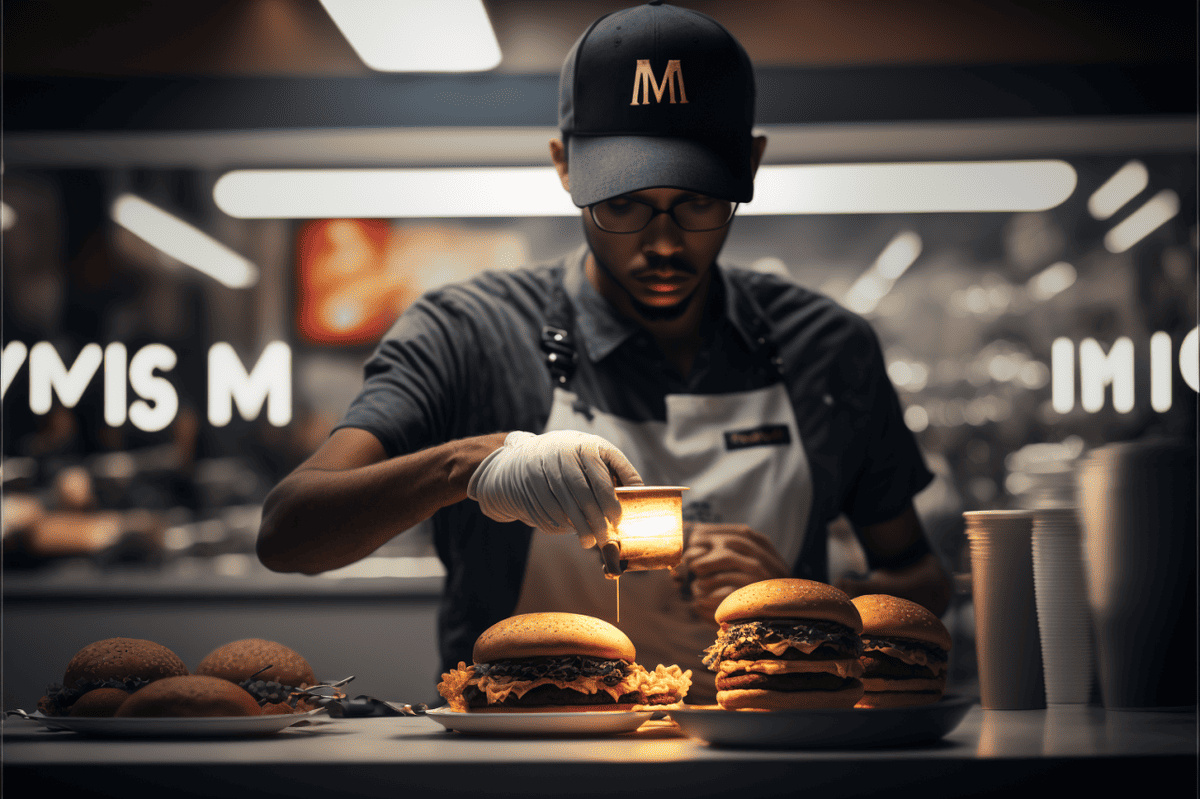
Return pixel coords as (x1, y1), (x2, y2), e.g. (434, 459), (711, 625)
(1032, 508), (1093, 705)
(965, 510), (1045, 710)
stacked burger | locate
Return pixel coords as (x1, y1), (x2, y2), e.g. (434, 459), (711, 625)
(438, 612), (692, 712)
(851, 594), (952, 708)
(37, 638), (191, 717)
(702, 579), (866, 710)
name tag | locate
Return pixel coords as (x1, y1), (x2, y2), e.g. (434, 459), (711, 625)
(723, 424), (792, 450)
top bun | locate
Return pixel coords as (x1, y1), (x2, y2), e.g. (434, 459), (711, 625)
(196, 639), (316, 688)
(851, 594), (952, 651)
(63, 638), (189, 689)
(473, 613), (636, 663)
(714, 579), (863, 632)
(115, 675), (262, 718)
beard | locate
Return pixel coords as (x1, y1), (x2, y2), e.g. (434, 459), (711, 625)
(587, 244), (702, 323)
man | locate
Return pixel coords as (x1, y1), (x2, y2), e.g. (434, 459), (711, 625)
(257, 1), (950, 703)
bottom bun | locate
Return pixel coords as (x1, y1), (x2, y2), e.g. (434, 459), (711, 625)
(717, 682), (864, 711)
(855, 691), (943, 709)
(466, 704), (636, 713)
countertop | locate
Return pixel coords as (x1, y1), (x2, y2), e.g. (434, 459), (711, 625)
(3, 703), (1195, 799)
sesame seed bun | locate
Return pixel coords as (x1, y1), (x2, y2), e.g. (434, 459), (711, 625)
(472, 613), (636, 663)
(63, 637), (190, 690)
(68, 688), (133, 717)
(196, 639), (316, 688)
(115, 675), (262, 718)
(851, 594), (952, 651)
(714, 579), (863, 632)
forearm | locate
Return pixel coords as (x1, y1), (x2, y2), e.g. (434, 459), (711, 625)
(257, 433), (506, 574)
(835, 552), (952, 617)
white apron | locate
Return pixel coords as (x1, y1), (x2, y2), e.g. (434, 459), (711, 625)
(514, 383), (812, 702)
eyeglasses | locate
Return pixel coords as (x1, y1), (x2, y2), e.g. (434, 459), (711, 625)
(588, 195), (738, 234)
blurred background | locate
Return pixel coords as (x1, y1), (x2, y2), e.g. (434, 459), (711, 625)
(3, 0), (1196, 707)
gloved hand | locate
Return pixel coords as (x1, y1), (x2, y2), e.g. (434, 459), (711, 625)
(467, 430), (643, 549)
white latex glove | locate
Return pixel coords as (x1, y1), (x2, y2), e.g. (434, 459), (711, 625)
(467, 430), (643, 549)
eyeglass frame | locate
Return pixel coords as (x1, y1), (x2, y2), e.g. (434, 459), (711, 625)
(586, 194), (740, 234)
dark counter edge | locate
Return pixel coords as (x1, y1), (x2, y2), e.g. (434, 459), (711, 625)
(3, 755), (1195, 799)
(2, 572), (446, 601)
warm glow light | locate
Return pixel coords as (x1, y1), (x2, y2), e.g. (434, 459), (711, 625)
(214, 162), (1076, 219)
(844, 231), (922, 314)
(1104, 189), (1179, 253)
(112, 194), (259, 288)
(1180, 327), (1199, 392)
(1080, 337), (1134, 413)
(320, 0), (501, 72)
(1, 201), (16, 231)
(610, 487), (687, 571)
(1088, 160), (1148, 220)
(1027, 262), (1076, 302)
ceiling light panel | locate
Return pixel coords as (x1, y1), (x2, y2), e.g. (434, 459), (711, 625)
(320, 0), (501, 72)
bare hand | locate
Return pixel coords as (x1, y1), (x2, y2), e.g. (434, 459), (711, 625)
(671, 522), (790, 624)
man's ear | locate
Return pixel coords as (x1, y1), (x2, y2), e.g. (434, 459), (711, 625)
(751, 135), (768, 178)
(549, 138), (570, 192)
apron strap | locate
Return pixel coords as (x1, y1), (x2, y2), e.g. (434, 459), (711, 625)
(541, 281), (578, 387)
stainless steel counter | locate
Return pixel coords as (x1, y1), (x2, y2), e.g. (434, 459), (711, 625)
(3, 705), (1195, 799)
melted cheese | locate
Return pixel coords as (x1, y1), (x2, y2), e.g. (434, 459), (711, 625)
(863, 644), (948, 674)
(717, 658), (864, 679)
(436, 661), (693, 712)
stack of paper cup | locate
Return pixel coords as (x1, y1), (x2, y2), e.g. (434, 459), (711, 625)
(1031, 508), (1093, 705)
(964, 510), (1045, 710)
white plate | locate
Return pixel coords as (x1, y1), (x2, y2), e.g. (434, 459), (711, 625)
(14, 708), (325, 738)
(425, 706), (654, 736)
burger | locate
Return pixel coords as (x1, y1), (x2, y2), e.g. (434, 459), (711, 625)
(37, 637), (190, 717)
(851, 594), (952, 708)
(702, 579), (865, 710)
(196, 638), (319, 714)
(437, 612), (692, 712)
(115, 675), (262, 717)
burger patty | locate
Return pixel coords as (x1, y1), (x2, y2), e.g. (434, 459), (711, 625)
(473, 656), (630, 685)
(860, 652), (943, 680)
(703, 620), (862, 668)
(861, 635), (947, 663)
(463, 683), (639, 708)
(715, 671), (857, 692)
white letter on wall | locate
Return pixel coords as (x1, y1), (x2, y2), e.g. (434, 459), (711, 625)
(128, 344), (179, 432)
(1080, 337), (1134, 413)
(1051, 337), (1075, 414)
(208, 341), (292, 427)
(104, 343), (128, 427)
(1, 341), (28, 401)
(29, 342), (103, 414)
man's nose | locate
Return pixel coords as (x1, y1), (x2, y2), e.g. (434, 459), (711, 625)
(641, 210), (684, 257)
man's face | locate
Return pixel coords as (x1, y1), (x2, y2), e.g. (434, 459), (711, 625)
(582, 187), (732, 323)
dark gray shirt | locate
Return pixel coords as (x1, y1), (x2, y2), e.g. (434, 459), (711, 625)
(337, 246), (933, 673)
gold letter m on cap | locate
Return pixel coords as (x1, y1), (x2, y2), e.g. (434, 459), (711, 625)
(631, 59), (688, 105)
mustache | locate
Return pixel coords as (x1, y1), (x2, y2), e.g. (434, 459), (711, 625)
(632, 255), (697, 278)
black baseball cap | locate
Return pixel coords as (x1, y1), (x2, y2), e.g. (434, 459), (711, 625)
(559, 1), (757, 207)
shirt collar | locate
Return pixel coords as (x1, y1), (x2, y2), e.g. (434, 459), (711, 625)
(563, 245), (771, 363)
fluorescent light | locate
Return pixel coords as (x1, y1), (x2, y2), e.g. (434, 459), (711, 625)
(214, 168), (576, 219)
(742, 161), (1076, 214)
(1104, 189), (1179, 253)
(1088, 160), (1148, 220)
(843, 231), (922, 314)
(875, 231), (922, 279)
(213, 161), (1076, 219)
(1, 201), (15, 230)
(320, 0), (500, 72)
(1027, 261), (1076, 301)
(111, 194), (259, 289)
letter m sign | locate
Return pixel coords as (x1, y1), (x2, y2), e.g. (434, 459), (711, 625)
(630, 59), (688, 105)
